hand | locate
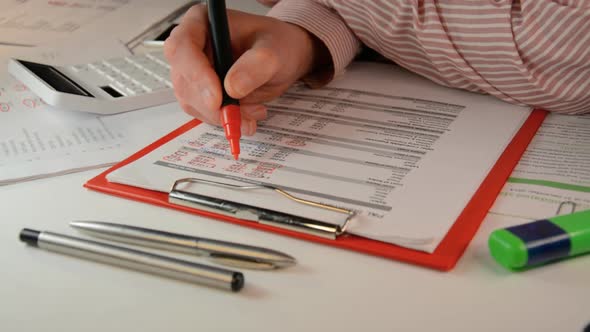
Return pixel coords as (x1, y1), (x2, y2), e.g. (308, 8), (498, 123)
(164, 4), (327, 135)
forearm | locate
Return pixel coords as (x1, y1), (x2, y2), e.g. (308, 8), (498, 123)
(262, 0), (590, 114)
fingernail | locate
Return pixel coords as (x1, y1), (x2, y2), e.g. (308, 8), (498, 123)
(245, 105), (267, 120)
(230, 72), (253, 97)
(249, 121), (257, 136)
(241, 120), (256, 136)
(241, 120), (251, 136)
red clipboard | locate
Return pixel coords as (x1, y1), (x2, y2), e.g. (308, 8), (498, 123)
(85, 109), (547, 271)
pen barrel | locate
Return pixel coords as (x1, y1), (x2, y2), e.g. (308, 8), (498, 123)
(488, 209), (590, 269)
(207, 0), (238, 105)
(37, 232), (244, 292)
(69, 221), (296, 270)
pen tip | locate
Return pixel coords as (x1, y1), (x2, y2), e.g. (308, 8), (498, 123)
(233, 153), (239, 160)
(69, 221), (84, 228)
(69, 220), (102, 229)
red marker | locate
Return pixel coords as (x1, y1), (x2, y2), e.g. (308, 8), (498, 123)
(220, 104), (241, 160)
(207, 0), (241, 160)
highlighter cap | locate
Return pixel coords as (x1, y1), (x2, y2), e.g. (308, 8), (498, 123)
(488, 229), (528, 269)
(488, 210), (590, 270)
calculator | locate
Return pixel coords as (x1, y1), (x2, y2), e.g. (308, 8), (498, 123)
(7, 51), (176, 115)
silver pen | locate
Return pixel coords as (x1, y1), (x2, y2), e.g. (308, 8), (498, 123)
(19, 228), (244, 292)
(69, 221), (297, 270)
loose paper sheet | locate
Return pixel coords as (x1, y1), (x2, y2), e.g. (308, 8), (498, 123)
(0, 2), (193, 185)
(490, 113), (590, 220)
(0, 0), (192, 46)
(0, 72), (190, 185)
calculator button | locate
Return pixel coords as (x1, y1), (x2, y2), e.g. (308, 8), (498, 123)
(143, 79), (168, 91)
(70, 64), (88, 72)
(82, 51), (171, 97)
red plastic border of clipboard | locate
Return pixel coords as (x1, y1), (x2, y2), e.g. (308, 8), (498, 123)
(85, 109), (547, 271)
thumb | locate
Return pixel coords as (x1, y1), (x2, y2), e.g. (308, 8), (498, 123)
(224, 43), (280, 99)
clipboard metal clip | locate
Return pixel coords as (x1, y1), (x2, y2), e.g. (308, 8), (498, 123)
(169, 178), (356, 239)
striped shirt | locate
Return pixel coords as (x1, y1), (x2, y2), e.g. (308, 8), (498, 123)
(262, 0), (590, 114)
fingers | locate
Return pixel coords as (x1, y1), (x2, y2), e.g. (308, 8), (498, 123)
(241, 118), (257, 137)
(241, 104), (268, 121)
(165, 4), (222, 121)
(165, 5), (276, 136)
(178, 100), (266, 138)
(180, 99), (267, 136)
(237, 104), (267, 136)
(164, 4), (209, 68)
(224, 42), (281, 101)
(181, 103), (221, 126)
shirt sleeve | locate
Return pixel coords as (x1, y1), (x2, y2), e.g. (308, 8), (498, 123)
(265, 0), (361, 85)
(263, 0), (590, 114)
(508, 0), (590, 114)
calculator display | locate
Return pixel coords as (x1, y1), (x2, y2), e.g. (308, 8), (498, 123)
(17, 60), (93, 97)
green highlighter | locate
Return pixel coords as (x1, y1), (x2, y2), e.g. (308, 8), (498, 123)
(489, 209), (590, 270)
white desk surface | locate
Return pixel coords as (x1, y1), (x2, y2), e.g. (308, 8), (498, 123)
(1, 1), (589, 332)
(1, 169), (589, 332)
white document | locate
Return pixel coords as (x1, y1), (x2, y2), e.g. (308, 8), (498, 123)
(0, 38), (190, 185)
(0, 1), (196, 185)
(0, 72), (190, 185)
(107, 62), (531, 253)
(0, 73), (125, 183)
(490, 113), (590, 220)
(0, 0), (192, 46)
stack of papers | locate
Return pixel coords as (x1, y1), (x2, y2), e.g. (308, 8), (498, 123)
(0, 0), (195, 185)
(0, 0), (193, 47)
(0, 73), (189, 184)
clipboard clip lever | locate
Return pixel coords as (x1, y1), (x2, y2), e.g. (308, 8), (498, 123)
(169, 178), (356, 240)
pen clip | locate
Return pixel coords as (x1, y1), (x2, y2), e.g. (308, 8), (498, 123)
(208, 254), (278, 270)
(168, 178), (356, 239)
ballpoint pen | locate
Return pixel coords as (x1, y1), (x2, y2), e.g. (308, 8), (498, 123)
(19, 228), (244, 292)
(207, 0), (241, 160)
(70, 221), (297, 270)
